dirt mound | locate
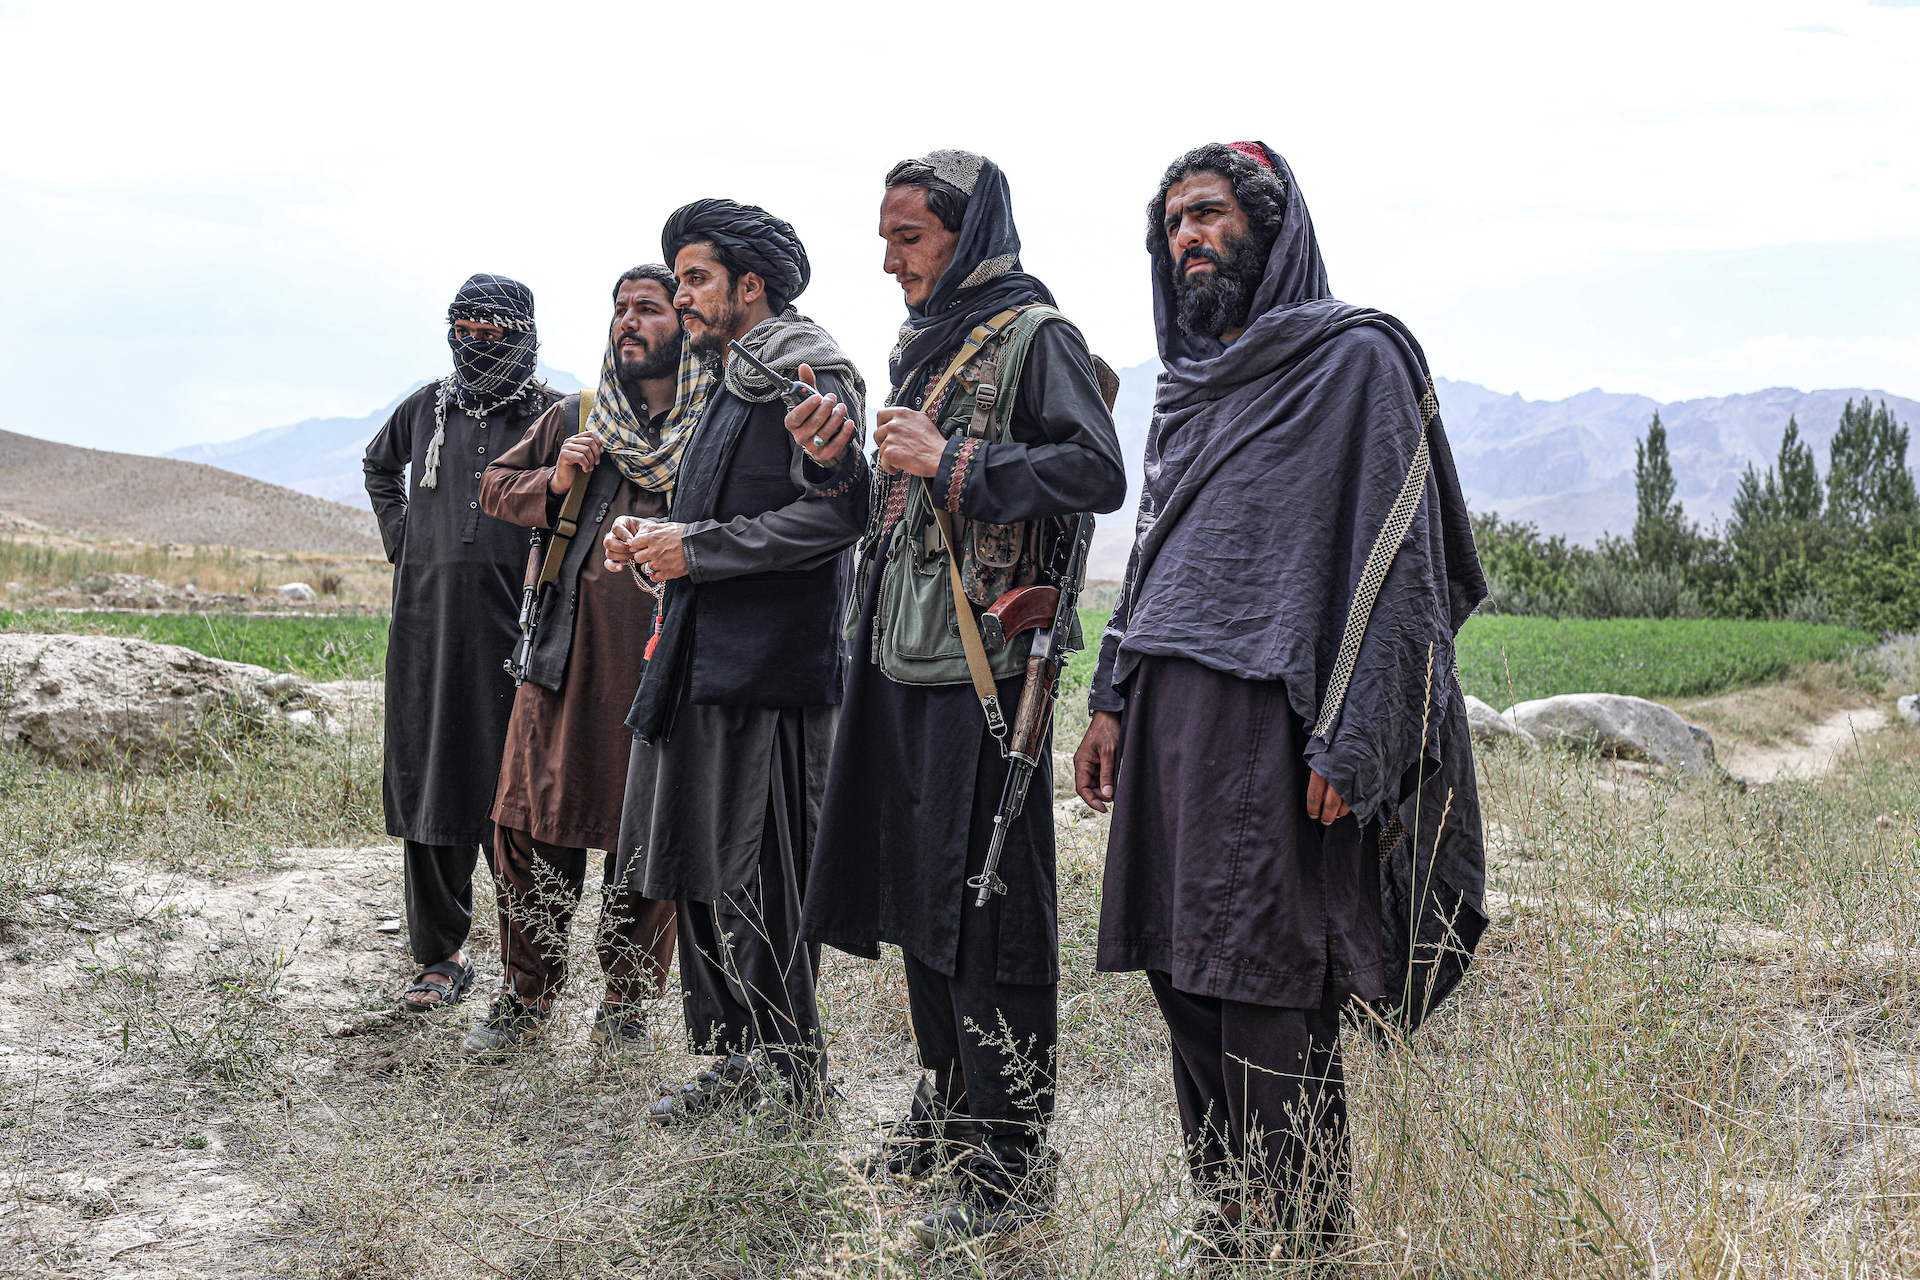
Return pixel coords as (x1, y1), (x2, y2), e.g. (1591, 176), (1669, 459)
(0, 429), (381, 554)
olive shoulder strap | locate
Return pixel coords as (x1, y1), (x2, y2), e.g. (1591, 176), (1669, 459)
(915, 308), (1026, 747)
(536, 389), (595, 590)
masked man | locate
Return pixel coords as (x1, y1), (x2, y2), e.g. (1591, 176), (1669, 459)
(607, 200), (865, 1128)
(460, 265), (710, 1058)
(1073, 142), (1489, 1262)
(795, 150), (1126, 1249)
(364, 274), (562, 1015)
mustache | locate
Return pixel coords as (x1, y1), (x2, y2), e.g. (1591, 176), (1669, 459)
(1179, 245), (1226, 274)
(676, 308), (712, 328)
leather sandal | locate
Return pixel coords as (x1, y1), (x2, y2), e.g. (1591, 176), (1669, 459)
(397, 955), (476, 1013)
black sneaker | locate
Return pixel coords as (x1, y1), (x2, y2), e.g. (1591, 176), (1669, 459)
(860, 1074), (955, 1180)
(910, 1138), (1058, 1251)
(646, 1051), (762, 1126)
(461, 989), (549, 1060)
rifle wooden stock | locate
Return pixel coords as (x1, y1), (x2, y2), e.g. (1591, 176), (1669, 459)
(1008, 655), (1054, 760)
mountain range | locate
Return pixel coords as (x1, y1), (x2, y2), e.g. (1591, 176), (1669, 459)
(161, 363), (1919, 577)
(164, 365), (585, 506)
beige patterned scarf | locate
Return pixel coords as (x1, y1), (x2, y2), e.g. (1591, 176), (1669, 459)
(582, 335), (712, 494)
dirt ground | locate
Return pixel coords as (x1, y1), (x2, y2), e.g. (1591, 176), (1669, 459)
(2, 679), (1915, 1276)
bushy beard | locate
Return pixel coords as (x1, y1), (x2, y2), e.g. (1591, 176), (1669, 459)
(1172, 228), (1265, 339)
(681, 292), (745, 370)
(616, 330), (682, 408)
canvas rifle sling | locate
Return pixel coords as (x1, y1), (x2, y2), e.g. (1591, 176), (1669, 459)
(1310, 378), (1441, 741)
(909, 308), (1026, 747)
(536, 389), (596, 590)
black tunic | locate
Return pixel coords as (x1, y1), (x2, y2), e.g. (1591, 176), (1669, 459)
(617, 380), (864, 905)
(802, 323), (1127, 984)
(1099, 655), (1383, 1007)
(364, 381), (560, 845)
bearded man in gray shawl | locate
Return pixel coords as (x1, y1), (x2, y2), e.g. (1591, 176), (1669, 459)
(463, 264), (712, 1059)
(1074, 142), (1489, 1264)
(605, 200), (867, 1129)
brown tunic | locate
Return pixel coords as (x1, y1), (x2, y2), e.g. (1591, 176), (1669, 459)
(479, 397), (667, 850)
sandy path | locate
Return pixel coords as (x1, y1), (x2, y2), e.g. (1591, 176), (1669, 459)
(1721, 706), (1889, 784)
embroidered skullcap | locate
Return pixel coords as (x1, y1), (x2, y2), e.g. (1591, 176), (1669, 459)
(1227, 141), (1277, 171)
(447, 273), (536, 333)
(661, 199), (811, 311)
(884, 148), (985, 197)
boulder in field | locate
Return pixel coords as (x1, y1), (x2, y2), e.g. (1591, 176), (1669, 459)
(276, 582), (319, 603)
(1507, 692), (1717, 776)
(1464, 694), (1538, 749)
(1898, 694), (1920, 729)
(0, 633), (327, 768)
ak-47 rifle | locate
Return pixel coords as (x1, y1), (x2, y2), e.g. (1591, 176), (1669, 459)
(502, 389), (597, 688)
(968, 512), (1095, 907)
(503, 529), (545, 687)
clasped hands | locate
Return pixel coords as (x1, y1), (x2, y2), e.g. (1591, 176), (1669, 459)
(1072, 710), (1352, 825)
(783, 364), (944, 477)
(604, 516), (687, 581)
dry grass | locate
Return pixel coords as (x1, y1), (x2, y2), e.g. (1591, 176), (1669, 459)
(5, 678), (1920, 1276)
(0, 535), (393, 609)
(1676, 657), (1890, 747)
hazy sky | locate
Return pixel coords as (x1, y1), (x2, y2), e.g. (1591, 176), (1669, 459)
(2, 0), (1917, 454)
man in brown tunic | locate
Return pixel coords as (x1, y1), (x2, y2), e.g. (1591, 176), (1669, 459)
(463, 264), (712, 1058)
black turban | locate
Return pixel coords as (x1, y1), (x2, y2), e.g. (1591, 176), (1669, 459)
(661, 199), (811, 311)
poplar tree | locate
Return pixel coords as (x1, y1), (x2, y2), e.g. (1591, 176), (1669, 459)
(1826, 398), (1917, 530)
(1633, 410), (1689, 568)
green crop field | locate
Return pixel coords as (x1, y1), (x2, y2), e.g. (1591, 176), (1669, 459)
(1065, 609), (1874, 709)
(1457, 615), (1874, 706)
(0, 610), (390, 680)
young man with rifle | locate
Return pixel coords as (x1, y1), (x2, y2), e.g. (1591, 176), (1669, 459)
(1074, 142), (1489, 1263)
(795, 150), (1126, 1250)
(363, 275), (562, 1016)
(464, 264), (709, 1058)
(607, 200), (866, 1130)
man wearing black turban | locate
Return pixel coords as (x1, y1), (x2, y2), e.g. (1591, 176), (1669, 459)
(363, 274), (562, 1016)
(794, 151), (1127, 1248)
(606, 199), (867, 1131)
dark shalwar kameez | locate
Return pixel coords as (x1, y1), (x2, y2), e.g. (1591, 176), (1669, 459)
(1092, 144), (1489, 1247)
(364, 380), (560, 967)
(616, 372), (863, 1095)
(477, 395), (678, 1005)
(804, 324), (1126, 1144)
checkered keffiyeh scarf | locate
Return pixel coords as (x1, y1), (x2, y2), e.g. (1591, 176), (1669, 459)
(582, 337), (712, 494)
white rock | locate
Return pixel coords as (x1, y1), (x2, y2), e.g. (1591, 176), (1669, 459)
(1898, 694), (1920, 729)
(0, 633), (311, 768)
(1464, 695), (1538, 749)
(276, 582), (318, 602)
(1508, 692), (1718, 776)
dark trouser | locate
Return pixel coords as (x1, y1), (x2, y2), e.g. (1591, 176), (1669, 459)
(901, 902), (1057, 1146)
(403, 834), (489, 967)
(677, 848), (824, 1096)
(1147, 971), (1349, 1242)
(492, 824), (677, 1005)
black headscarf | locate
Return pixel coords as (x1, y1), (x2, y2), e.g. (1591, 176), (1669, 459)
(660, 199), (810, 312)
(445, 273), (539, 411)
(1095, 142), (1489, 1033)
(884, 149), (1054, 391)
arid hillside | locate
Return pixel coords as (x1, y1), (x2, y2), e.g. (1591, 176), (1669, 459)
(0, 428), (382, 554)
